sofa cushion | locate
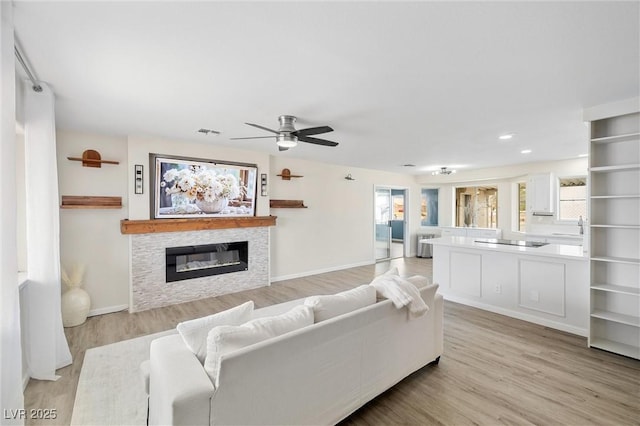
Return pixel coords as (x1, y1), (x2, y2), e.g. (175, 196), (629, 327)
(177, 301), (254, 364)
(304, 284), (377, 322)
(204, 305), (314, 384)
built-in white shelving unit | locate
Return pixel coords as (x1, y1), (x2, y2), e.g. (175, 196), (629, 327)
(587, 103), (640, 360)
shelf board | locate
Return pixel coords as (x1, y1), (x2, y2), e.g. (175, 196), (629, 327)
(590, 164), (640, 172)
(591, 310), (640, 327)
(589, 338), (640, 360)
(590, 132), (640, 144)
(61, 195), (122, 209)
(591, 283), (640, 296)
(590, 256), (640, 265)
(120, 216), (277, 234)
(62, 205), (122, 209)
(269, 199), (308, 208)
(67, 157), (120, 165)
(590, 224), (640, 229)
(590, 194), (640, 199)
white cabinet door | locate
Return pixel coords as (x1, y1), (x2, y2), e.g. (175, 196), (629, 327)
(527, 173), (555, 214)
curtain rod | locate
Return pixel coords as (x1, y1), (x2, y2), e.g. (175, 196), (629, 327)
(14, 45), (42, 93)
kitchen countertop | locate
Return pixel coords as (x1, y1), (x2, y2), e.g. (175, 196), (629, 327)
(525, 232), (583, 240)
(423, 236), (587, 260)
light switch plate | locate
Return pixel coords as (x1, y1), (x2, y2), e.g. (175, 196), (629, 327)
(260, 173), (267, 196)
(134, 164), (143, 194)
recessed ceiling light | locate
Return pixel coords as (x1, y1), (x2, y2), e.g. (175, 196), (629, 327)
(521, 149), (532, 154)
(499, 133), (514, 140)
(578, 153), (589, 158)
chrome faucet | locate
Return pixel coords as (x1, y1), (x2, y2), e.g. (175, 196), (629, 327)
(578, 216), (584, 235)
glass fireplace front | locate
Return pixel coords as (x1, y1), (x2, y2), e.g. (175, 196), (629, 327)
(165, 241), (248, 282)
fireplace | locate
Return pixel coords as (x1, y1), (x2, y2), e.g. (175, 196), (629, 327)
(166, 241), (248, 282)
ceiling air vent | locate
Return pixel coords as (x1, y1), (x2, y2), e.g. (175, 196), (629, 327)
(197, 128), (220, 135)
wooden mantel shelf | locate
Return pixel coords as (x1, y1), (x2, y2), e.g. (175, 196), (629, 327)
(120, 216), (277, 235)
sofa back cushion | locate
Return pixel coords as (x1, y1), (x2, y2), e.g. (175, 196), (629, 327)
(176, 301), (254, 364)
(304, 284), (377, 322)
(204, 305), (314, 384)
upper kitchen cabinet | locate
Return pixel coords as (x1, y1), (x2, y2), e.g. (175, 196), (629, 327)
(527, 173), (555, 216)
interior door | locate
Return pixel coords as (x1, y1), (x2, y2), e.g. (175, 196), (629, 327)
(375, 188), (392, 261)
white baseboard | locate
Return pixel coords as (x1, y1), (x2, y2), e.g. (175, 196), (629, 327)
(87, 304), (129, 317)
(442, 294), (588, 337)
(271, 260), (375, 283)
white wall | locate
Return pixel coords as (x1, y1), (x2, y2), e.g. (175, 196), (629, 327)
(415, 158), (589, 239)
(57, 131), (130, 314)
(1, 1), (25, 420)
(269, 156), (421, 280)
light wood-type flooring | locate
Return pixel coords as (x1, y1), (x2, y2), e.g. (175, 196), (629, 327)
(24, 257), (640, 425)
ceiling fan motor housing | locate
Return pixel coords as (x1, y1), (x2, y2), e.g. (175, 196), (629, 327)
(278, 115), (297, 133)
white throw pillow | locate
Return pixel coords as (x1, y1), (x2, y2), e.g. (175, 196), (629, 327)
(304, 284), (377, 322)
(177, 300), (254, 364)
(204, 305), (314, 384)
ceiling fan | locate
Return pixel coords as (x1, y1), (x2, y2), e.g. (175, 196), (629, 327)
(231, 115), (338, 151)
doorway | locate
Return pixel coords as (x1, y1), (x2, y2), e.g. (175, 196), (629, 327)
(374, 187), (407, 261)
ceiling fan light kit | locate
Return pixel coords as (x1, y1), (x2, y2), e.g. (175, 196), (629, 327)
(277, 135), (298, 148)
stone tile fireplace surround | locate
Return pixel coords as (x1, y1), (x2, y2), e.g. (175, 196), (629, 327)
(121, 217), (275, 312)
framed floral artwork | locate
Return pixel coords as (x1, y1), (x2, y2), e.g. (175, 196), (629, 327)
(150, 154), (258, 218)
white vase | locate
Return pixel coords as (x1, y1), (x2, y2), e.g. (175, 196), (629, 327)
(196, 197), (228, 213)
(62, 287), (91, 327)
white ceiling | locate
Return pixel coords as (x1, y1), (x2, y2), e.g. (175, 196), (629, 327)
(13, 1), (640, 175)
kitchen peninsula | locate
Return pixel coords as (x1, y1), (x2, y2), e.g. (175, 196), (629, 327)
(425, 236), (588, 336)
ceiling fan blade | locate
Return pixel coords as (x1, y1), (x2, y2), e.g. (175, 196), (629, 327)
(297, 135), (339, 147)
(292, 126), (333, 137)
(230, 136), (275, 140)
(278, 146), (289, 152)
(245, 122), (280, 134)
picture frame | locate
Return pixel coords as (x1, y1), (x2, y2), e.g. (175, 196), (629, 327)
(150, 153), (258, 219)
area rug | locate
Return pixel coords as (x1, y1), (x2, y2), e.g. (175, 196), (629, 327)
(70, 329), (176, 426)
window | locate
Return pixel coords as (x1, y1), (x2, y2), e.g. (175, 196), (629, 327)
(455, 186), (498, 228)
(392, 192), (404, 220)
(518, 182), (526, 232)
(558, 177), (587, 221)
(420, 188), (439, 226)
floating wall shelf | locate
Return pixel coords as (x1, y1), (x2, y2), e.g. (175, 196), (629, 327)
(277, 168), (303, 180)
(67, 149), (119, 167)
(270, 199), (307, 208)
(61, 195), (122, 209)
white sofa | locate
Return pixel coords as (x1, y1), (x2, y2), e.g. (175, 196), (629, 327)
(148, 278), (443, 425)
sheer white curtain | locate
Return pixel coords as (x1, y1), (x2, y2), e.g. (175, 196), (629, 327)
(1, 1), (25, 417)
(22, 81), (72, 380)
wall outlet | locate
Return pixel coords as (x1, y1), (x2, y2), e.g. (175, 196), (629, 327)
(494, 284), (501, 294)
